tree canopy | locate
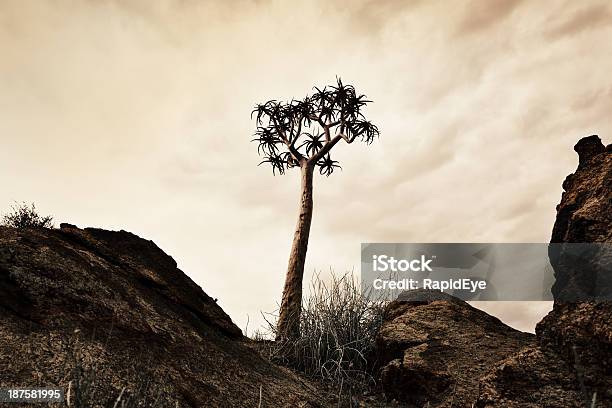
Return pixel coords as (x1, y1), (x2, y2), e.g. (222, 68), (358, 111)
(251, 78), (379, 176)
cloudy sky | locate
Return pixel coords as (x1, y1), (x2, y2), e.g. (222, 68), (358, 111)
(1, 0), (611, 333)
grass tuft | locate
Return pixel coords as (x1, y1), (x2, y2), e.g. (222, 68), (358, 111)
(255, 271), (387, 404)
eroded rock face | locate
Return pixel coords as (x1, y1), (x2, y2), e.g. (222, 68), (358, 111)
(550, 135), (612, 301)
(376, 290), (533, 407)
(476, 135), (612, 408)
(540, 135), (612, 405)
(377, 136), (611, 408)
(0, 225), (323, 407)
(476, 345), (588, 408)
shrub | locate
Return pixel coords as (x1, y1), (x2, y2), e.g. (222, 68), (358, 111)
(256, 272), (387, 403)
(1, 202), (54, 229)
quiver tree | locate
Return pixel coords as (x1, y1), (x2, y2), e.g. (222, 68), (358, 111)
(252, 78), (379, 340)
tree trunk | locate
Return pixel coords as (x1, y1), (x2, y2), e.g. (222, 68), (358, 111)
(276, 163), (314, 340)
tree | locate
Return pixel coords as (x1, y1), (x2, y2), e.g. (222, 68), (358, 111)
(251, 78), (379, 340)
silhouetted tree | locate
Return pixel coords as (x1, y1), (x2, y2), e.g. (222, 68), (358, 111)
(252, 78), (379, 340)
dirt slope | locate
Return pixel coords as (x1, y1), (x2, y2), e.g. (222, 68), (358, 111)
(0, 224), (323, 407)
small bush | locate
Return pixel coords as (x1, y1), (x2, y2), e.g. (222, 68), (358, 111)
(1, 202), (54, 229)
(256, 272), (387, 403)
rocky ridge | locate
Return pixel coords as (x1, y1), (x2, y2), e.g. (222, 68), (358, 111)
(0, 225), (322, 407)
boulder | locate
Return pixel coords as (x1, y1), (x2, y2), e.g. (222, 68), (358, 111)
(376, 290), (533, 407)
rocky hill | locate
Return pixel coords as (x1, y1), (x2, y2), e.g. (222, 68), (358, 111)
(0, 225), (322, 407)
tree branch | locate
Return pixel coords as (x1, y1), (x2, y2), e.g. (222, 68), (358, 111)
(272, 117), (304, 162)
(312, 135), (343, 162)
(322, 125), (331, 143)
(287, 140), (304, 163)
(336, 133), (352, 143)
(292, 117), (303, 147)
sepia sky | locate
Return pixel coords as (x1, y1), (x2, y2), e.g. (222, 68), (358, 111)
(1, 0), (611, 333)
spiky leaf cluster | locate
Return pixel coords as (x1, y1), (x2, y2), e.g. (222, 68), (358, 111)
(251, 78), (379, 176)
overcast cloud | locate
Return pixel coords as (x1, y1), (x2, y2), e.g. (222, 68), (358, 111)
(1, 0), (611, 333)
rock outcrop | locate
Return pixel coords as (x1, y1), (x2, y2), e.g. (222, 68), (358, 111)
(376, 290), (533, 407)
(476, 135), (612, 408)
(550, 134), (612, 301)
(376, 135), (611, 408)
(0, 225), (323, 407)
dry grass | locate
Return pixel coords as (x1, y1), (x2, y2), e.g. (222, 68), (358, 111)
(254, 271), (387, 404)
